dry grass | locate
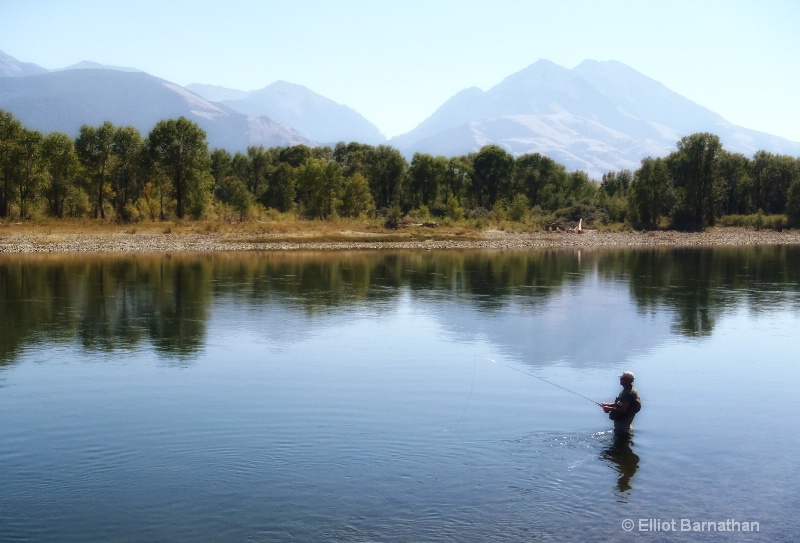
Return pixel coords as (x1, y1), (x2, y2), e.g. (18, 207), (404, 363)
(0, 217), (492, 243)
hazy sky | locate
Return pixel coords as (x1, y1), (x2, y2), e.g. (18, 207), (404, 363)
(2, 0), (798, 141)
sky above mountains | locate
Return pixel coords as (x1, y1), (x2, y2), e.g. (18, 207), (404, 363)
(2, 0), (798, 142)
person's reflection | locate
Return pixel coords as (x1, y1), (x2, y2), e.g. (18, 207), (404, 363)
(601, 435), (640, 493)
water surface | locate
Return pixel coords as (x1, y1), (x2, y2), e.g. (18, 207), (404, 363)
(1, 248), (798, 541)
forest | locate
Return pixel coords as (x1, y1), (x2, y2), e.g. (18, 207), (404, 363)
(1, 109), (799, 230)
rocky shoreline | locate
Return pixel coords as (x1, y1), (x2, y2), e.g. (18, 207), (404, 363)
(2, 227), (800, 254)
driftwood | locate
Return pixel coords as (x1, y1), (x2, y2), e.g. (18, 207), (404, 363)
(395, 219), (438, 228)
(546, 218), (583, 233)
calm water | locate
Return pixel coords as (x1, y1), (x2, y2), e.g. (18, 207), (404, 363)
(1, 248), (798, 542)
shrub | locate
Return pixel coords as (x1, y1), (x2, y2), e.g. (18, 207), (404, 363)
(384, 204), (403, 228)
(465, 207), (491, 220)
(718, 213), (787, 230)
(788, 180), (800, 227)
(507, 194), (530, 222)
(445, 199), (464, 222)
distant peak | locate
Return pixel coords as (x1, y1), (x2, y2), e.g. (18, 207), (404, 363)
(518, 59), (571, 75)
(266, 80), (308, 92)
(495, 59), (573, 89)
(528, 58), (564, 69)
(0, 49), (48, 77)
(64, 60), (141, 73)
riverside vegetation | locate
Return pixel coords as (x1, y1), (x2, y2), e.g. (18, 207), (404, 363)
(2, 109), (800, 235)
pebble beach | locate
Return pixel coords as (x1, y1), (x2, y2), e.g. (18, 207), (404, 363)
(2, 227), (800, 254)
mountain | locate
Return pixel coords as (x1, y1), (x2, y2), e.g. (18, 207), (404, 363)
(188, 81), (386, 145)
(61, 60), (142, 73)
(0, 50), (48, 77)
(0, 67), (310, 151)
(2, 49), (798, 177)
(390, 60), (800, 178)
(184, 83), (248, 103)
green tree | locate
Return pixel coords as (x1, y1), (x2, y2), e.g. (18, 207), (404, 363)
(279, 145), (312, 168)
(75, 121), (116, 219)
(15, 128), (44, 218)
(210, 148), (234, 203)
(264, 162), (296, 212)
(339, 172), (375, 218)
(668, 132), (723, 228)
(786, 178), (800, 227)
(565, 170), (596, 206)
(333, 141), (373, 177)
(507, 193), (530, 222)
(600, 170), (633, 198)
(408, 153), (447, 209)
(229, 179), (254, 221)
(246, 145), (272, 199)
(630, 157), (673, 227)
(471, 145), (514, 208)
(41, 132), (81, 218)
(443, 155), (472, 209)
(146, 117), (211, 219)
(750, 151), (798, 215)
(366, 145), (407, 209)
(599, 170), (633, 223)
(716, 151), (752, 215)
(109, 126), (144, 221)
(0, 110), (24, 218)
(296, 157), (343, 219)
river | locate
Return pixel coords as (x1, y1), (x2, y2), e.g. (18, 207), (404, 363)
(0, 247), (797, 542)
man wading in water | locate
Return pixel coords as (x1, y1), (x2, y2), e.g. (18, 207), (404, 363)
(600, 371), (640, 440)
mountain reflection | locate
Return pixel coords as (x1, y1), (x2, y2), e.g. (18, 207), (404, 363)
(1, 246), (798, 365)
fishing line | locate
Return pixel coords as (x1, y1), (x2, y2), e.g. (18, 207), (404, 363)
(451, 355), (477, 435)
(485, 357), (600, 405)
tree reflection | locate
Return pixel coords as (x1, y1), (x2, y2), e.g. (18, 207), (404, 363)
(1, 246), (798, 366)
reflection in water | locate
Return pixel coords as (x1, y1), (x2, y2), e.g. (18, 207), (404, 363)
(1, 246), (799, 366)
(2, 246), (800, 542)
(601, 435), (640, 493)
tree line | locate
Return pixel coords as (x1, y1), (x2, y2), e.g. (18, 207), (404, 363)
(2, 109), (799, 229)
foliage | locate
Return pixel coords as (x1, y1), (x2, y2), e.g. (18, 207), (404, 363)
(296, 157), (343, 219)
(444, 197), (465, 222)
(41, 132), (80, 218)
(1, 108), (799, 230)
(75, 121), (116, 219)
(146, 117), (211, 219)
(786, 179), (800, 227)
(339, 172), (374, 218)
(629, 157), (673, 227)
(384, 204), (403, 228)
(668, 132), (723, 229)
(717, 212), (787, 231)
(471, 145), (514, 208)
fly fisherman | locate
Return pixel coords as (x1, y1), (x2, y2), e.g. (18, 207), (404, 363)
(600, 371), (640, 439)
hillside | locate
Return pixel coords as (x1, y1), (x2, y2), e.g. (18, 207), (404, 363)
(0, 68), (310, 151)
(2, 49), (798, 178)
(189, 81), (386, 145)
(389, 60), (800, 178)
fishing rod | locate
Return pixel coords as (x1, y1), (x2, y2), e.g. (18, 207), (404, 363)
(485, 357), (600, 406)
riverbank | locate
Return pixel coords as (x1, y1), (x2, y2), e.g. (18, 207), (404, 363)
(2, 222), (800, 253)
(0, 223), (800, 253)
(0, 224), (800, 253)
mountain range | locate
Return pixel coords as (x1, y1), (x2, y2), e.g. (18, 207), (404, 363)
(186, 81), (386, 145)
(389, 59), (800, 177)
(2, 50), (798, 179)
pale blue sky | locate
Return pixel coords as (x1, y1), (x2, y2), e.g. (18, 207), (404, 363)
(2, 0), (798, 141)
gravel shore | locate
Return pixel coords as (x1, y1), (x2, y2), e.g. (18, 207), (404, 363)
(2, 227), (800, 254)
